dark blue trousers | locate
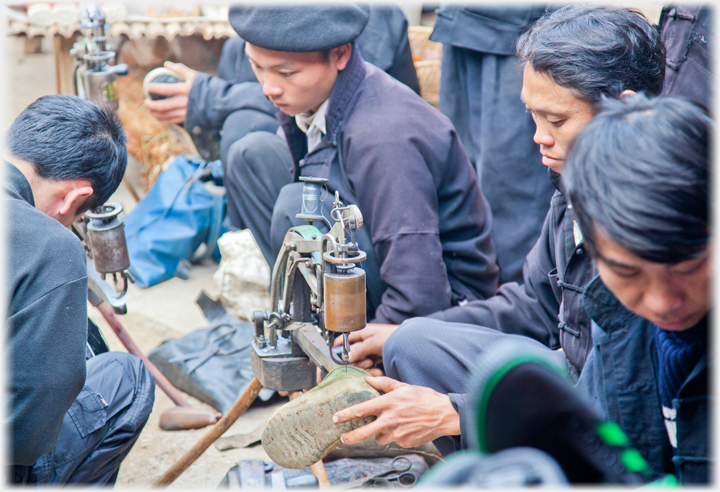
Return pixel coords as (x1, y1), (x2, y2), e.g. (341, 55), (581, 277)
(27, 352), (154, 485)
(439, 46), (555, 285)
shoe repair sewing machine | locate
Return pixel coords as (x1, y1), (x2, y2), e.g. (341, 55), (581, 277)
(69, 3), (220, 431)
(154, 178), (370, 486)
(250, 177), (368, 391)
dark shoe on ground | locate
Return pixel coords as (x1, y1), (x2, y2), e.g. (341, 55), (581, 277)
(262, 365), (380, 469)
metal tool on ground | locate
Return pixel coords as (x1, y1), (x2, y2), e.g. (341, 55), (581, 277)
(333, 457), (418, 489)
(219, 456), (427, 489)
(70, 4), (221, 433)
(154, 178), (372, 486)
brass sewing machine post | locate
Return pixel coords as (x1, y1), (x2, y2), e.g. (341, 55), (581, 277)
(251, 176), (368, 391)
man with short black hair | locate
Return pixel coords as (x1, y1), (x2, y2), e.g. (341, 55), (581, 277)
(565, 94), (710, 483)
(5, 95), (155, 484)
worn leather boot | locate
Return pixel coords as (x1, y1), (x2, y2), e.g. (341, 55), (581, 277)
(261, 365), (380, 469)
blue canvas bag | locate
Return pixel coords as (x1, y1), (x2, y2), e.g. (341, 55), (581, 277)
(125, 154), (228, 288)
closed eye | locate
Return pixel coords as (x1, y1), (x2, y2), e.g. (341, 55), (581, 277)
(675, 256), (707, 275)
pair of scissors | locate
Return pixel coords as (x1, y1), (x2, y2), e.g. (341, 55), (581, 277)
(337, 456), (418, 489)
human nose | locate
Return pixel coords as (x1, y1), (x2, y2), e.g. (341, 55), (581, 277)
(262, 76), (283, 98)
(533, 121), (554, 148)
(644, 280), (684, 318)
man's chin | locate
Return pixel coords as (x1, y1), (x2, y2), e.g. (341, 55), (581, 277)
(653, 312), (705, 331)
(541, 156), (564, 174)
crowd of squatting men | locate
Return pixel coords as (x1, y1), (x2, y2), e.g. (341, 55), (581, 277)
(6, 3), (711, 485)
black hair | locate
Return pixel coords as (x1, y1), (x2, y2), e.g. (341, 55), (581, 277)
(6, 95), (127, 210)
(516, 5), (665, 105)
(563, 94), (710, 264)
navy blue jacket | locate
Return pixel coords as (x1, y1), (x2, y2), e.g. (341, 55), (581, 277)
(429, 171), (596, 378)
(276, 46), (499, 324)
(4, 162), (88, 466)
(578, 277), (709, 483)
(185, 4), (420, 135)
(430, 6), (548, 55)
(659, 5), (712, 111)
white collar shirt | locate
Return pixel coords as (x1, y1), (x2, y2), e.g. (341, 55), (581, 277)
(294, 99), (329, 153)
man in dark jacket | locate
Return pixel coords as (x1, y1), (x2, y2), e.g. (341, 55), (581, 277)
(5, 95), (155, 484)
(331, 5), (666, 455)
(566, 95), (710, 483)
(430, 6), (555, 284)
(658, 4), (712, 110)
(145, 5), (420, 165)
(207, 4), (499, 324)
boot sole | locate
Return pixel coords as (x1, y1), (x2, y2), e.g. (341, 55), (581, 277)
(262, 372), (379, 469)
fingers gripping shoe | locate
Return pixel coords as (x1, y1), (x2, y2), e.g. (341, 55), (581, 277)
(261, 366), (380, 469)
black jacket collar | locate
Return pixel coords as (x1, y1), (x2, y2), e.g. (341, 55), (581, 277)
(548, 167), (563, 193)
(4, 161), (34, 207)
(582, 275), (637, 334)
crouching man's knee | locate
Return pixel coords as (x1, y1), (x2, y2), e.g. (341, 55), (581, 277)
(86, 352), (155, 430)
(384, 317), (443, 382)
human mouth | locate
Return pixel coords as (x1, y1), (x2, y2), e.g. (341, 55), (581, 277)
(541, 154), (562, 167)
(655, 314), (693, 331)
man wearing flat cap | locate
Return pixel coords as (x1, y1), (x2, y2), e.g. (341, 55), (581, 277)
(224, 4), (499, 328)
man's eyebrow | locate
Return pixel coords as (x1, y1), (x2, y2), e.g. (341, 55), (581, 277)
(519, 96), (558, 116)
(596, 253), (638, 270)
(245, 54), (294, 70)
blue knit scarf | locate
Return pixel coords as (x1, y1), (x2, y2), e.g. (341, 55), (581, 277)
(654, 316), (707, 411)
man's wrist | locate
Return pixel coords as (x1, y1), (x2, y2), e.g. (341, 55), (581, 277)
(440, 395), (461, 436)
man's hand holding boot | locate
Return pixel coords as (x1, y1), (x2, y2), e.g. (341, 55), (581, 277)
(332, 377), (460, 448)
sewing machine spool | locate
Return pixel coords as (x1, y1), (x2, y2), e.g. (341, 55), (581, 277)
(323, 268), (366, 332)
(83, 52), (121, 110)
(296, 176), (328, 223)
(85, 203), (130, 275)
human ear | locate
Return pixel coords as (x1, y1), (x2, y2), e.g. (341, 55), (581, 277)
(334, 43), (353, 71)
(620, 89), (636, 98)
(58, 185), (94, 216)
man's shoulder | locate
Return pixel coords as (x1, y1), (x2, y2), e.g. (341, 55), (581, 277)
(6, 197), (87, 310)
(346, 64), (452, 137)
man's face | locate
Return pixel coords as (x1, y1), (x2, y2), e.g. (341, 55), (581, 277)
(245, 43), (348, 116)
(521, 64), (596, 174)
(594, 227), (712, 332)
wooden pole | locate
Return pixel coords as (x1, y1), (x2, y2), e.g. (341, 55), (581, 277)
(53, 34), (76, 95)
(153, 378), (264, 487)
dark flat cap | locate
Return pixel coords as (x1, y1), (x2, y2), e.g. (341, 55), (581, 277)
(229, 4), (369, 52)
